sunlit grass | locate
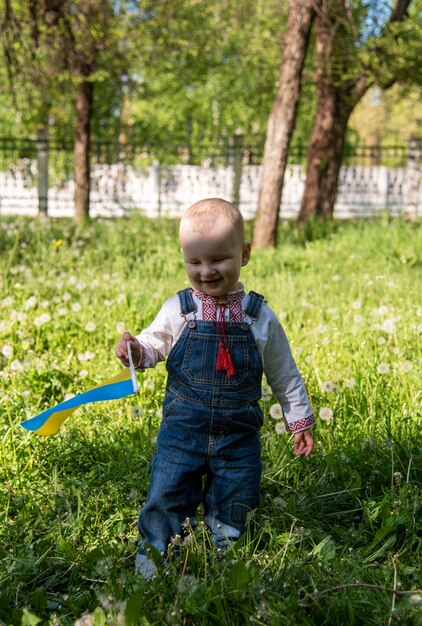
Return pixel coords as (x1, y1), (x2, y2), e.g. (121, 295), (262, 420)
(0, 215), (421, 625)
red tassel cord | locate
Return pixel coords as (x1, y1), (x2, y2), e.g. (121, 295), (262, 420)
(214, 304), (236, 377)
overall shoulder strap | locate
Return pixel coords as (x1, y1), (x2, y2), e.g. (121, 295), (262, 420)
(177, 288), (198, 316)
(244, 290), (265, 319)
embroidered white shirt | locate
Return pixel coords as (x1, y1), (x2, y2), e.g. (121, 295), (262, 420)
(135, 283), (315, 433)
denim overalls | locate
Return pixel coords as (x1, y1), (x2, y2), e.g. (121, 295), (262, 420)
(136, 288), (265, 574)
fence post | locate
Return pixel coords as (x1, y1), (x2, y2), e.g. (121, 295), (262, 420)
(152, 159), (161, 217)
(405, 138), (421, 219)
(232, 129), (244, 208)
(36, 128), (49, 216)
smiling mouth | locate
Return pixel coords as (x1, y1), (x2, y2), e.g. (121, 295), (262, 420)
(202, 278), (220, 285)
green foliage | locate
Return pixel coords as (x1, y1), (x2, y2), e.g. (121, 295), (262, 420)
(0, 215), (421, 625)
(124, 0), (290, 156)
(0, 0), (420, 156)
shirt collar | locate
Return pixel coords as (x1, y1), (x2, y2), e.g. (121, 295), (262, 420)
(193, 282), (245, 304)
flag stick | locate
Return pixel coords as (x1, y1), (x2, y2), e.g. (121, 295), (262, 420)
(127, 341), (140, 395)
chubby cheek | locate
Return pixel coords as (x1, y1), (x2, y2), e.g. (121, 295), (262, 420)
(185, 267), (199, 285)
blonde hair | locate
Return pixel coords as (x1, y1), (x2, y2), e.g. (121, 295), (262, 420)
(180, 198), (244, 242)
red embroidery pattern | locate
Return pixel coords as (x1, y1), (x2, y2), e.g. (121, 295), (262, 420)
(193, 289), (244, 322)
(289, 414), (316, 432)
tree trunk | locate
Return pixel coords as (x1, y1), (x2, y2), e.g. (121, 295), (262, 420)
(252, 0), (316, 248)
(74, 79), (93, 222)
(299, 0), (411, 223)
(298, 87), (353, 221)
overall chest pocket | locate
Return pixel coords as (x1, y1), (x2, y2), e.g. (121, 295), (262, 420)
(181, 332), (250, 386)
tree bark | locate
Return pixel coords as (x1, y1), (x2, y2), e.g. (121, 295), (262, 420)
(298, 90), (353, 221)
(299, 0), (411, 223)
(74, 78), (93, 222)
(252, 0), (317, 248)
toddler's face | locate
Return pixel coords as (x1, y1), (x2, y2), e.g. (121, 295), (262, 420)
(180, 221), (251, 299)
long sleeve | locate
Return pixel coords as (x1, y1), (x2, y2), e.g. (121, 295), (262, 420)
(135, 295), (186, 368)
(249, 303), (315, 433)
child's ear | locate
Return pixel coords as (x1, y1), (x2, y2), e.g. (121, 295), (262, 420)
(241, 242), (251, 266)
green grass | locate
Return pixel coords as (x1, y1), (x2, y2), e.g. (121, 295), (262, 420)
(0, 215), (421, 626)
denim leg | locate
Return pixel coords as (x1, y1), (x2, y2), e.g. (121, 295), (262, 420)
(204, 431), (261, 551)
(137, 426), (205, 575)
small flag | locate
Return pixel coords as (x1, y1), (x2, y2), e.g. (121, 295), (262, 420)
(21, 342), (139, 436)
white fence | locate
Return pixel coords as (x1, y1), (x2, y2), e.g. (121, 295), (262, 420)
(0, 158), (421, 220)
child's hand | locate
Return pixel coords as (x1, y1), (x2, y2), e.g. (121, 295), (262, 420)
(293, 428), (314, 457)
(115, 332), (142, 368)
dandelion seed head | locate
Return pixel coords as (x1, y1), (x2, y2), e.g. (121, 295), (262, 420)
(343, 378), (356, 388)
(321, 381), (335, 393)
(400, 361), (413, 373)
(269, 403), (283, 419)
(352, 300), (362, 310)
(377, 336), (386, 345)
(85, 322), (96, 332)
(275, 421), (287, 434)
(377, 305), (389, 316)
(71, 302), (82, 312)
(272, 497), (287, 510)
(10, 359), (23, 372)
(78, 351), (95, 362)
(131, 405), (143, 417)
(381, 318), (396, 334)
(34, 313), (51, 327)
(377, 362), (390, 374)
(24, 296), (37, 310)
(0, 321), (11, 334)
(74, 613), (93, 626)
(319, 407), (333, 421)
(1, 345), (13, 359)
(10, 310), (26, 322)
(315, 324), (328, 334)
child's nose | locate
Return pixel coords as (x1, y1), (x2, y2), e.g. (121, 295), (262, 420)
(201, 263), (216, 278)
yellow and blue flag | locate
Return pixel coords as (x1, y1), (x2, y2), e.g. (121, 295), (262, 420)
(21, 343), (139, 436)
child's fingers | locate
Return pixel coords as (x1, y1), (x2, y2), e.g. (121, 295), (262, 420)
(115, 332), (136, 365)
(293, 431), (314, 457)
